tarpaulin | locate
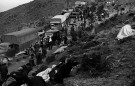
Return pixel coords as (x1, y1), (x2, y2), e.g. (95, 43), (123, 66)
(117, 24), (135, 40)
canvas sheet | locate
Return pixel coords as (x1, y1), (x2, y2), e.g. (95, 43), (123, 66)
(117, 24), (135, 40)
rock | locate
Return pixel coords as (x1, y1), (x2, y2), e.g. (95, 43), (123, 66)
(70, 64), (81, 77)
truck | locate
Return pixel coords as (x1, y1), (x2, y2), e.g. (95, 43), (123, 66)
(1, 28), (39, 57)
(50, 15), (67, 31)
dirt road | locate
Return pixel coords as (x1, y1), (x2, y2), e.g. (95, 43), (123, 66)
(8, 46), (58, 74)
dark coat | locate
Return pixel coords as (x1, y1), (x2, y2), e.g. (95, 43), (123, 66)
(28, 76), (46, 86)
(8, 70), (30, 86)
(49, 60), (78, 84)
(0, 64), (8, 80)
(36, 52), (43, 65)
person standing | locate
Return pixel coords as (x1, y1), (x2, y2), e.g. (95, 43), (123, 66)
(72, 32), (77, 42)
(36, 49), (43, 65)
(57, 36), (61, 46)
(29, 45), (35, 54)
(34, 42), (40, 54)
(63, 35), (68, 44)
(64, 27), (68, 36)
(40, 40), (43, 48)
(46, 36), (50, 50)
(42, 44), (47, 58)
(70, 25), (75, 37)
(78, 25), (83, 39)
(49, 36), (53, 50)
(29, 53), (36, 67)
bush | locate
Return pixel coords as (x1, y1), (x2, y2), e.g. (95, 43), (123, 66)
(67, 45), (80, 54)
(46, 54), (55, 64)
(81, 40), (101, 49)
(79, 50), (113, 77)
(91, 43), (111, 56)
(80, 54), (92, 71)
(80, 34), (95, 42)
(59, 55), (68, 62)
(80, 51), (101, 71)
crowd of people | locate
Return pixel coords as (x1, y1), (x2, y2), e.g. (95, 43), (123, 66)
(0, 5), (88, 86)
(0, 1), (129, 86)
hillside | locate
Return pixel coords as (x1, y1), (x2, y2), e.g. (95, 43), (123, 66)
(1, 0), (135, 85)
(0, 0), (73, 35)
(61, 12), (135, 86)
(0, 0), (135, 35)
(0, 0), (96, 35)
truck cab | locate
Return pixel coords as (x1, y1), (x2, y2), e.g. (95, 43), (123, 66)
(0, 42), (11, 55)
(50, 15), (67, 31)
(45, 29), (60, 43)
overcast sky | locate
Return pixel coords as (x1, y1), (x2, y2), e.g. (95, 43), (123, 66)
(0, 0), (33, 12)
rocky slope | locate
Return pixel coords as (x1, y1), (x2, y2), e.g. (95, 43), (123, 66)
(1, 0), (135, 35)
(0, 0), (97, 35)
(0, 0), (74, 35)
(61, 12), (135, 86)
(1, 0), (135, 85)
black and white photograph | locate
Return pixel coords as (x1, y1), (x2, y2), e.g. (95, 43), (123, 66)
(0, 0), (135, 86)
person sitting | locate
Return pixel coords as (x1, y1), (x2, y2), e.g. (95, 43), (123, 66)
(49, 58), (79, 84)
(3, 66), (31, 86)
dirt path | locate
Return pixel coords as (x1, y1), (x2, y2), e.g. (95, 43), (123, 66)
(8, 18), (84, 74)
(8, 46), (59, 74)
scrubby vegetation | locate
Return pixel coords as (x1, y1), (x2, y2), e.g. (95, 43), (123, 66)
(1, 0), (135, 85)
(55, 13), (135, 86)
(0, 0), (93, 35)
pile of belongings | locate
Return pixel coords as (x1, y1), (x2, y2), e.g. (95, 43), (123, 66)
(36, 65), (56, 82)
(53, 46), (68, 54)
(116, 24), (135, 40)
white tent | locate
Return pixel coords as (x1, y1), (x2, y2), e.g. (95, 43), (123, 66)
(116, 24), (135, 40)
